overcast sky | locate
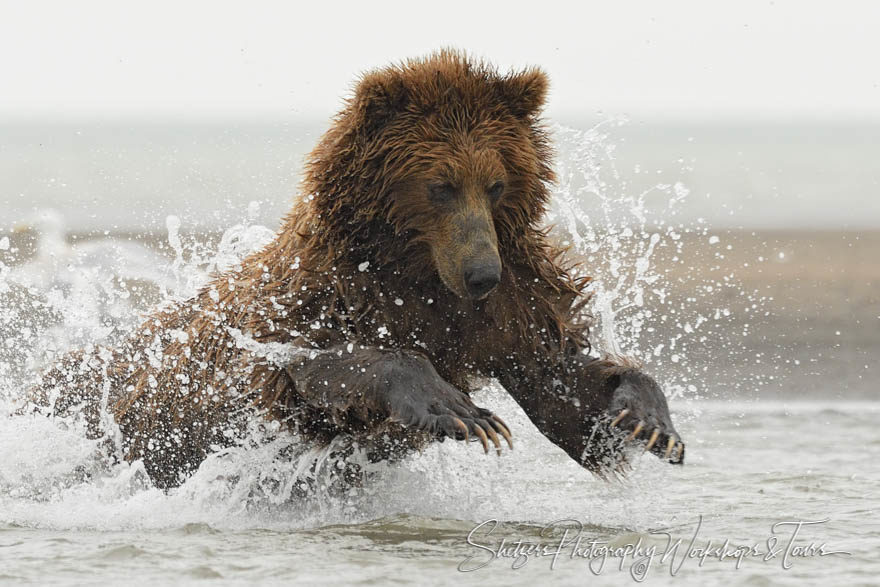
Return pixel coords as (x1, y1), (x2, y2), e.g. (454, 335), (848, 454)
(1, 0), (878, 121)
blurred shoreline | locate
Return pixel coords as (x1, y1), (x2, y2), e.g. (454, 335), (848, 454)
(3, 227), (876, 401)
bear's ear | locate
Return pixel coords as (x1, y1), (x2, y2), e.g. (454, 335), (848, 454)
(351, 71), (409, 135)
(495, 68), (549, 119)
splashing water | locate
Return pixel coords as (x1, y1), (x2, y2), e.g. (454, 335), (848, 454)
(5, 123), (865, 586)
(548, 122), (773, 402)
(549, 122), (690, 354)
(0, 123), (741, 528)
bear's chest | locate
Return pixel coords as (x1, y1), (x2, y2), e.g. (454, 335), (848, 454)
(363, 291), (520, 377)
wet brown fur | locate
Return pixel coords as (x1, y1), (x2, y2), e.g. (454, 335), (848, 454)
(34, 50), (641, 489)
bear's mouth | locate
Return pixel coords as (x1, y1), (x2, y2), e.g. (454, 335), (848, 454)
(439, 275), (496, 301)
(432, 257), (473, 300)
(434, 269), (468, 299)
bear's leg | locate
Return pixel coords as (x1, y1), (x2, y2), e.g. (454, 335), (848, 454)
(497, 354), (684, 472)
(285, 346), (512, 454)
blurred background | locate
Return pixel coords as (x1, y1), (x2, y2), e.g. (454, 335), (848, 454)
(1, 0), (877, 398)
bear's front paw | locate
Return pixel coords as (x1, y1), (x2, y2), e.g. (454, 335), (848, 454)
(375, 352), (512, 455)
(606, 371), (685, 464)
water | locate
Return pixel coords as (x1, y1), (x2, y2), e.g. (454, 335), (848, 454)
(0, 121), (877, 584)
(1, 399), (876, 585)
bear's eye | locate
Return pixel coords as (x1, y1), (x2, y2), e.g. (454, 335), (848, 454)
(487, 181), (505, 200)
(428, 182), (456, 203)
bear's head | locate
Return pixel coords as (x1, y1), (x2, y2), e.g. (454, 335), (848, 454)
(303, 49), (556, 300)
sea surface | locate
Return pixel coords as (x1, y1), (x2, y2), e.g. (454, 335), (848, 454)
(0, 120), (877, 585)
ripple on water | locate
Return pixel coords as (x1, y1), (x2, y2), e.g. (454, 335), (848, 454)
(98, 544), (150, 561)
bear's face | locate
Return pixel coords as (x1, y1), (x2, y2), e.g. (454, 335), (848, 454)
(329, 52), (555, 300)
(388, 146), (508, 299)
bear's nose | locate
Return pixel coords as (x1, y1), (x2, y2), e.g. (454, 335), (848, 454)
(463, 261), (501, 299)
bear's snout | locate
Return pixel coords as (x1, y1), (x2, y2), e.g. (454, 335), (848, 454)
(463, 257), (501, 299)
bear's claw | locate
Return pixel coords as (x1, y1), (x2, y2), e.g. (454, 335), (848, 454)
(478, 420), (499, 455)
(664, 436), (676, 459)
(644, 428), (661, 451)
(610, 408), (630, 428)
(606, 378), (686, 465)
(419, 412), (507, 456)
(451, 417), (470, 442)
(627, 420), (645, 441)
(473, 426), (490, 454)
(420, 407), (511, 456)
(610, 412), (685, 464)
(448, 412), (512, 455)
(490, 414), (514, 449)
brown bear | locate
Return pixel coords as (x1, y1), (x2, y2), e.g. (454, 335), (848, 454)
(35, 50), (685, 490)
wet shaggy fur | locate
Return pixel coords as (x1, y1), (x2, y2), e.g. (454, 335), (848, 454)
(34, 50), (682, 489)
